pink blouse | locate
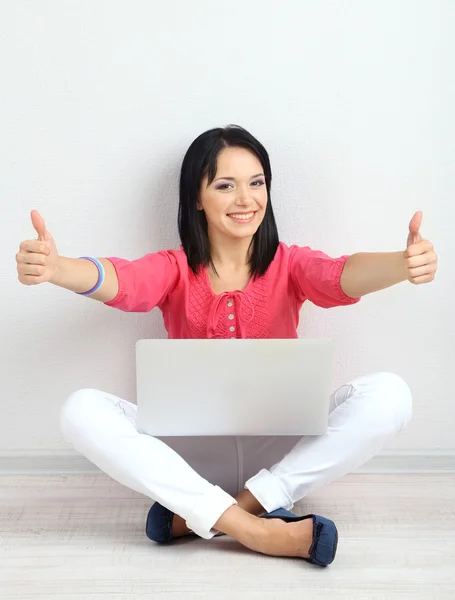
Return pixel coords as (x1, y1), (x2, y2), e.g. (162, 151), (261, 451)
(104, 242), (361, 339)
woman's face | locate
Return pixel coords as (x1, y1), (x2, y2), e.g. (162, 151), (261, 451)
(198, 146), (268, 241)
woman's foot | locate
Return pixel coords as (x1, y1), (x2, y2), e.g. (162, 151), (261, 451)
(214, 505), (313, 559)
(259, 517), (313, 559)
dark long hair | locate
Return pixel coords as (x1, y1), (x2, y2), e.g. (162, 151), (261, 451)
(178, 124), (279, 278)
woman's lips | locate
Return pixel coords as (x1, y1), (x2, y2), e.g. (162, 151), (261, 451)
(227, 211), (256, 223)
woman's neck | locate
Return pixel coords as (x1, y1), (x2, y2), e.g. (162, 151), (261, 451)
(209, 231), (253, 271)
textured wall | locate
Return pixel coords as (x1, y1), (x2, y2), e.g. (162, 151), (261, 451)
(1, 0), (453, 453)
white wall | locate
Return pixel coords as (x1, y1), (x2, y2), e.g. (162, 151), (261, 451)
(1, 1), (453, 458)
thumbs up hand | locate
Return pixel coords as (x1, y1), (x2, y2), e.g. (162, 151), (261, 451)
(404, 211), (438, 285)
(16, 210), (60, 285)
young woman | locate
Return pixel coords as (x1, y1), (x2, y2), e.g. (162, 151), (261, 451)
(16, 125), (437, 567)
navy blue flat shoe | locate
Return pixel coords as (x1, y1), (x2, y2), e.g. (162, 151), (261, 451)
(146, 502), (199, 543)
(260, 507), (338, 566)
(146, 502), (177, 543)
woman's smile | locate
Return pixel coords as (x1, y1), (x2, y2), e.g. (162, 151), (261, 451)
(227, 211), (257, 223)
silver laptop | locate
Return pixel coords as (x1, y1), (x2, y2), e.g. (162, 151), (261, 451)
(136, 338), (334, 436)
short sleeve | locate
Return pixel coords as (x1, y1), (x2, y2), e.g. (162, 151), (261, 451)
(103, 250), (179, 312)
(289, 245), (361, 308)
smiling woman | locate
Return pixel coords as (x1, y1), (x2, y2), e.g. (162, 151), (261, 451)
(19, 124), (418, 568)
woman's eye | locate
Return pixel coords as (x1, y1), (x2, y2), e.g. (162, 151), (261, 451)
(216, 180), (264, 190)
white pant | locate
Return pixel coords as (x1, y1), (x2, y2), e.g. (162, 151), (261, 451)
(60, 371), (412, 540)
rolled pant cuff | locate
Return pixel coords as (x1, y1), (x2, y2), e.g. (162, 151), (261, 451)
(244, 468), (293, 513)
(185, 485), (237, 540)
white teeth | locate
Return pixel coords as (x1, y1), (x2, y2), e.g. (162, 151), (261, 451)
(228, 212), (254, 220)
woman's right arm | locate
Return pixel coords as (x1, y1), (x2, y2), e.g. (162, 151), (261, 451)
(49, 256), (119, 302)
(17, 210), (179, 311)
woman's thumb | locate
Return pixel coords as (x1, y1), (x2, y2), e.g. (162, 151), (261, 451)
(31, 209), (48, 242)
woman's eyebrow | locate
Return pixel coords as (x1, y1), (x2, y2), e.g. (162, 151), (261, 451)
(214, 173), (264, 182)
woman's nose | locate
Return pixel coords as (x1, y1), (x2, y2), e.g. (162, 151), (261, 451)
(234, 187), (253, 205)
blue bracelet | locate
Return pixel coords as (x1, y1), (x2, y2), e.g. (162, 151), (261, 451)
(76, 257), (105, 296)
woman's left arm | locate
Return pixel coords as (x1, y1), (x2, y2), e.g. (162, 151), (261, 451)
(340, 211), (438, 298)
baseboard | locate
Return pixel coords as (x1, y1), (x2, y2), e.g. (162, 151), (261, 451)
(0, 449), (454, 475)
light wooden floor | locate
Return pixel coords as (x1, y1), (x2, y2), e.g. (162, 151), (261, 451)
(0, 473), (454, 599)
